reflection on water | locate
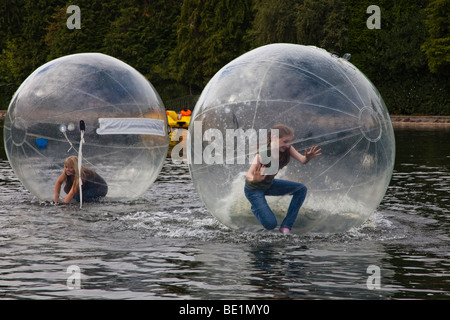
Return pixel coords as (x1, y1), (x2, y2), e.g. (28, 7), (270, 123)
(0, 125), (449, 300)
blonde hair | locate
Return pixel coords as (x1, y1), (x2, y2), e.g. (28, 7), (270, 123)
(63, 156), (96, 193)
(64, 156), (81, 193)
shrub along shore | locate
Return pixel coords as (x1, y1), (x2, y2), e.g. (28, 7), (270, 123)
(1, 1), (448, 116)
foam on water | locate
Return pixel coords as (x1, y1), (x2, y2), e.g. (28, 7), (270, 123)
(208, 171), (372, 234)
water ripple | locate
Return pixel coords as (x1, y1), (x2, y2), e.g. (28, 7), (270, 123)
(0, 128), (449, 299)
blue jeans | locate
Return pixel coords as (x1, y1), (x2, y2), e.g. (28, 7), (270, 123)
(244, 179), (307, 230)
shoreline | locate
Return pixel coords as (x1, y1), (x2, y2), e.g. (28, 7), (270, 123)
(0, 110), (449, 126)
(390, 115), (450, 128)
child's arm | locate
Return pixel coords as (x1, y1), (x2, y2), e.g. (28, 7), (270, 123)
(246, 154), (267, 182)
(63, 184), (77, 203)
(54, 173), (65, 202)
(290, 145), (322, 164)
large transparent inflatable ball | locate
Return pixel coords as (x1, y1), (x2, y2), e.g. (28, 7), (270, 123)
(188, 44), (395, 234)
(4, 53), (169, 201)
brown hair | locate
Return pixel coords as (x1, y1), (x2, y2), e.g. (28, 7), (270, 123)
(268, 124), (294, 169)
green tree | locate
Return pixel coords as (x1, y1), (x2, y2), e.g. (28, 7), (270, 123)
(0, 0), (60, 84)
(0, 0), (63, 109)
(103, 0), (182, 96)
(168, 0), (253, 93)
(346, 0), (448, 115)
(0, 0), (25, 108)
(421, 0), (450, 74)
(297, 0), (349, 53)
(347, 1), (428, 80)
(1, 0), (447, 114)
(0, 0), (24, 49)
(249, 0), (299, 46)
(250, 0), (348, 52)
(45, 0), (122, 59)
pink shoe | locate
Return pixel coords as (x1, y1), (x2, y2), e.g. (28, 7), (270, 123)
(280, 227), (290, 234)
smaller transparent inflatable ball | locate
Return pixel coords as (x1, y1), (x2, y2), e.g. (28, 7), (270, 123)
(188, 44), (395, 234)
(4, 53), (169, 201)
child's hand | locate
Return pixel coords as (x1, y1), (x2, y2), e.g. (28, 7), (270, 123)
(305, 145), (322, 161)
(253, 164), (267, 182)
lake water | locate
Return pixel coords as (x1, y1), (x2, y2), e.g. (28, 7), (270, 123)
(0, 124), (449, 301)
